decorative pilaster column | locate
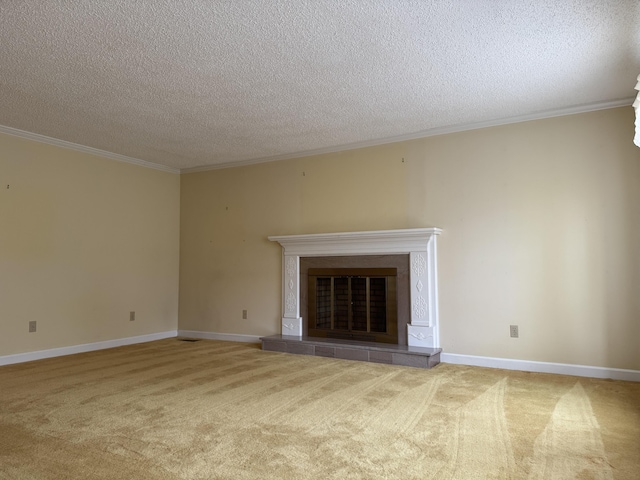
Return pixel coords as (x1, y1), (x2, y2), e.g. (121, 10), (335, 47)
(281, 254), (303, 336)
(407, 235), (439, 348)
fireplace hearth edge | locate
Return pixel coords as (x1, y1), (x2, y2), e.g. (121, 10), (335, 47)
(260, 334), (441, 369)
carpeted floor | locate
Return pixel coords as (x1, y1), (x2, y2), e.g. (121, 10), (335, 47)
(0, 339), (638, 479)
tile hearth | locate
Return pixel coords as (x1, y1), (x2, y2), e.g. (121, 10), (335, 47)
(261, 335), (441, 369)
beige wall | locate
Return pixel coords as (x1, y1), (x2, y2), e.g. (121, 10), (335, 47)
(180, 107), (640, 370)
(0, 133), (180, 356)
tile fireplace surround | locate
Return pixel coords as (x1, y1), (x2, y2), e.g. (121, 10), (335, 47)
(268, 228), (442, 349)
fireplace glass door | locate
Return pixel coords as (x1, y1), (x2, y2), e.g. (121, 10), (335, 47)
(308, 268), (398, 344)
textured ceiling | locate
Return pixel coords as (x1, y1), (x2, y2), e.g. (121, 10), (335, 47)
(1, 1), (639, 173)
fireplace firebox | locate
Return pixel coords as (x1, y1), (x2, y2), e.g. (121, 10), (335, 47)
(308, 268), (398, 344)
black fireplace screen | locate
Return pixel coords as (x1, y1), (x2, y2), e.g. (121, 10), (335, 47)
(308, 268), (398, 344)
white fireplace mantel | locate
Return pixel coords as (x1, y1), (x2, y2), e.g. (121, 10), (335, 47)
(268, 228), (442, 348)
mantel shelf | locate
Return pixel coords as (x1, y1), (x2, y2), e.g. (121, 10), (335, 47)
(268, 228), (442, 257)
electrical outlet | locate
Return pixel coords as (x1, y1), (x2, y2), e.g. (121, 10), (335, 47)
(242, 310), (248, 319)
(510, 325), (519, 338)
(130, 311), (135, 322)
(29, 321), (37, 333)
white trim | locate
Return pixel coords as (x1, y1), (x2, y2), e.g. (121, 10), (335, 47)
(3, 99), (632, 175)
(441, 353), (640, 382)
(0, 125), (180, 174)
(178, 330), (262, 343)
(182, 98), (635, 173)
(0, 331), (178, 366)
(268, 228), (442, 257)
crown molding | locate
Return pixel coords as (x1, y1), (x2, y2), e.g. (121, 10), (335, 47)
(0, 125), (180, 174)
(182, 97), (635, 173)
(1, 98), (633, 175)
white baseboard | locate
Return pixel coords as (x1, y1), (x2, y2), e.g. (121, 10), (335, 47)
(6, 333), (635, 382)
(178, 330), (262, 344)
(0, 330), (178, 366)
(441, 353), (640, 382)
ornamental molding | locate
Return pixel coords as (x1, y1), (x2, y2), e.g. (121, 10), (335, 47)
(285, 292), (297, 313)
(413, 295), (428, 319)
(412, 253), (427, 276)
(285, 257), (296, 277)
(408, 331), (433, 341)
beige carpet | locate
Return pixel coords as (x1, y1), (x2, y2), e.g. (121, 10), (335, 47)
(0, 339), (638, 479)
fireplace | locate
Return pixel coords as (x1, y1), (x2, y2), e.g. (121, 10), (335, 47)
(268, 228), (442, 348)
